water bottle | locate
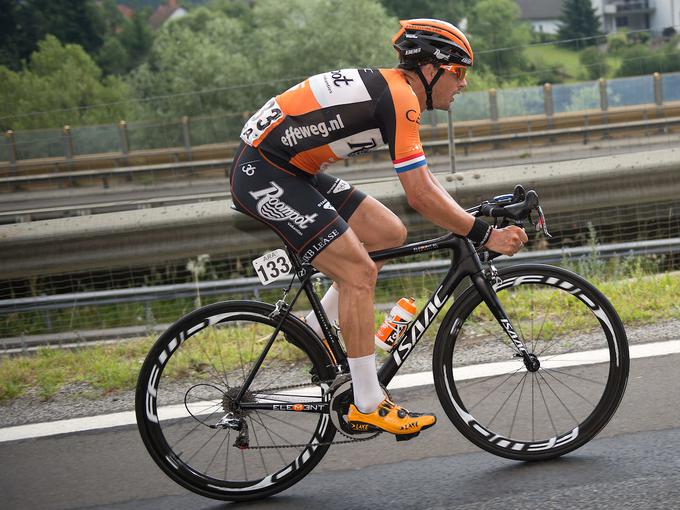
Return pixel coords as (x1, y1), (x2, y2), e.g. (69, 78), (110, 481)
(374, 297), (417, 351)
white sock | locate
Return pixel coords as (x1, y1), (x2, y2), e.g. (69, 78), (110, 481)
(305, 285), (339, 337)
(347, 354), (384, 413)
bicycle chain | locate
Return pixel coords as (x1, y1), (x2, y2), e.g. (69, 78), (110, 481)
(240, 379), (382, 450)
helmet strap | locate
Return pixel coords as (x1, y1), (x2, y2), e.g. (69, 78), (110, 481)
(414, 65), (444, 111)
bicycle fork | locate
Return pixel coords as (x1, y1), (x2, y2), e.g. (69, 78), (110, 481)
(471, 268), (541, 372)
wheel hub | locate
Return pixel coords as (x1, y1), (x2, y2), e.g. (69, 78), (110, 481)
(524, 353), (541, 372)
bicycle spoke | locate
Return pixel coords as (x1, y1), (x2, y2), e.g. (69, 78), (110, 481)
(541, 368), (598, 407)
(256, 410), (319, 436)
(185, 427), (223, 465)
(252, 411), (288, 464)
(535, 308), (574, 358)
(509, 372), (529, 438)
(536, 371), (580, 424)
(206, 430), (230, 476)
(468, 366), (525, 412)
(247, 415), (269, 475)
(535, 371), (559, 436)
(541, 367), (606, 387)
(457, 365), (524, 391)
(487, 372), (528, 430)
(532, 289), (559, 350)
(470, 316), (516, 353)
(531, 373), (535, 441)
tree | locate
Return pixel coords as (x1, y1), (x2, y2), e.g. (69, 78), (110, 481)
(128, 8), (259, 121)
(379, 0), (472, 26)
(557, 0), (602, 49)
(251, 0), (397, 86)
(0, 36), (137, 130)
(579, 47), (609, 80)
(0, 0), (109, 70)
(129, 0), (398, 123)
(467, 0), (532, 81)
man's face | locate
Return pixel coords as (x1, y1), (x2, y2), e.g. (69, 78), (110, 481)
(427, 65), (468, 110)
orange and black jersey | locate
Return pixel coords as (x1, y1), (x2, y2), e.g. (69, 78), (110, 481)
(240, 68), (427, 175)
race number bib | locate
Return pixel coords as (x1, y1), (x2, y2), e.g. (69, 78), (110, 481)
(252, 249), (293, 286)
(240, 97), (285, 146)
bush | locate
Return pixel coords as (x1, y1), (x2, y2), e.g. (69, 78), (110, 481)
(579, 46), (609, 80)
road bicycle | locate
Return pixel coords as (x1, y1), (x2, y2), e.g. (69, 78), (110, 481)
(135, 185), (629, 501)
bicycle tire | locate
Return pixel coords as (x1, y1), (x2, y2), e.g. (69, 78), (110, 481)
(433, 264), (629, 461)
(135, 300), (337, 501)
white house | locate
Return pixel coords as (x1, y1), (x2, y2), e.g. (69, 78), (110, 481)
(516, 0), (678, 35)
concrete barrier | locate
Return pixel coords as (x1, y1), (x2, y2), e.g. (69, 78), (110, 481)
(1, 147), (679, 279)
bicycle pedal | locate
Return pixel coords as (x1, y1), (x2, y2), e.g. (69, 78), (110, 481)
(395, 431), (420, 442)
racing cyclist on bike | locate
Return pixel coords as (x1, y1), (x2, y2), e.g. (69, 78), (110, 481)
(230, 19), (528, 439)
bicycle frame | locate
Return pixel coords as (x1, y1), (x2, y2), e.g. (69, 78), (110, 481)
(238, 232), (533, 411)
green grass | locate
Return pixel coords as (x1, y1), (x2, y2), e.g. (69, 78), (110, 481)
(1, 270), (678, 403)
(525, 45), (621, 81)
(526, 45), (583, 79)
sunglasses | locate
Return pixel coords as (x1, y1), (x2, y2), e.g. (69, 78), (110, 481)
(440, 64), (467, 80)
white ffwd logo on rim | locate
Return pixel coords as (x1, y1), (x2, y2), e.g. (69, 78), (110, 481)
(249, 182), (318, 229)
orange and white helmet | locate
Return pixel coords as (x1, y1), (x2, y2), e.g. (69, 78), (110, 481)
(392, 18), (473, 69)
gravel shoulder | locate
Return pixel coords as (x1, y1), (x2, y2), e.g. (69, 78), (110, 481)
(0, 318), (677, 429)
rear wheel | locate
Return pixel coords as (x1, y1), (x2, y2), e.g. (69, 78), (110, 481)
(135, 301), (336, 501)
(433, 264), (629, 461)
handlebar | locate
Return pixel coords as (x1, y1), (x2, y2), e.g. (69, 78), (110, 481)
(466, 184), (552, 255)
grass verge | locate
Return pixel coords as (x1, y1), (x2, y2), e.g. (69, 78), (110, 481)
(1, 270), (678, 403)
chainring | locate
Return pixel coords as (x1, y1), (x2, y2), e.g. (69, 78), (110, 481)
(328, 374), (387, 439)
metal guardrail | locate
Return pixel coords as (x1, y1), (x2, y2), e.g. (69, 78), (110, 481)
(2, 111), (680, 194)
(2, 237), (677, 351)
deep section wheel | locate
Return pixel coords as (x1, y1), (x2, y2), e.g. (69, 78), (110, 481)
(433, 264), (629, 461)
(135, 301), (336, 501)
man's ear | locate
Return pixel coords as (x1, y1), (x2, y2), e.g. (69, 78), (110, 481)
(419, 63), (437, 80)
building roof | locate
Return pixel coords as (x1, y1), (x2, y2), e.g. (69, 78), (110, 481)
(149, 0), (185, 30)
(116, 4), (134, 20)
(516, 0), (565, 20)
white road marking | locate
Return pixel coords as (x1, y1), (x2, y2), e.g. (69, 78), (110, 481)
(1, 339), (678, 443)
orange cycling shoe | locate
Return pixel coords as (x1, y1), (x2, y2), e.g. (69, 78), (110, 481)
(347, 398), (436, 441)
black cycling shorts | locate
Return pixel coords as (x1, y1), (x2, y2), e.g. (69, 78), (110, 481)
(230, 142), (367, 263)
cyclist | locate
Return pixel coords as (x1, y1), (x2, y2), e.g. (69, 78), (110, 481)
(230, 19), (528, 438)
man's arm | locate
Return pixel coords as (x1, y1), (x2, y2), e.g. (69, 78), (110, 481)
(398, 166), (527, 255)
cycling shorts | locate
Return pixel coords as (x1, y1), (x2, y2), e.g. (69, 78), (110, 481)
(230, 142), (367, 263)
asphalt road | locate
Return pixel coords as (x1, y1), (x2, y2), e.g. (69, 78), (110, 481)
(1, 351), (678, 510)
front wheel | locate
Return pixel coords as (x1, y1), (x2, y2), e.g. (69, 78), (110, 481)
(135, 300), (337, 501)
(433, 264), (629, 461)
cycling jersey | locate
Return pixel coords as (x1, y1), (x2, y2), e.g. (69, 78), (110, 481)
(240, 68), (427, 175)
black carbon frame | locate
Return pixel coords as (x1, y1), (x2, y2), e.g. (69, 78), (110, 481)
(287, 232), (529, 388)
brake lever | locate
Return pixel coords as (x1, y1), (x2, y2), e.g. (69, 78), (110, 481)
(532, 205), (552, 238)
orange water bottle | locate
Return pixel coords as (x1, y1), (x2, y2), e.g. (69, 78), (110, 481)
(374, 297), (417, 351)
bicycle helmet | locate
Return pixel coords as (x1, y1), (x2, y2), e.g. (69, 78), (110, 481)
(392, 19), (473, 110)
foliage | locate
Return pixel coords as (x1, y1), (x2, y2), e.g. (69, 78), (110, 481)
(467, 0), (532, 82)
(378, 0), (472, 25)
(129, 0), (398, 120)
(614, 38), (680, 77)
(557, 0), (602, 49)
(0, 0), (108, 71)
(606, 30), (630, 55)
(579, 46), (609, 80)
(128, 8), (259, 121)
(0, 36), (139, 131)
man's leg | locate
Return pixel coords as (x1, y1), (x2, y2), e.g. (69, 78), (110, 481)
(312, 225), (436, 436)
(304, 196), (407, 335)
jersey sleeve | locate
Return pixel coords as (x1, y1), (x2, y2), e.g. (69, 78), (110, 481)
(376, 70), (427, 174)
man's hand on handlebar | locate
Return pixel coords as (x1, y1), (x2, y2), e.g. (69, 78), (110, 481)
(484, 225), (528, 256)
